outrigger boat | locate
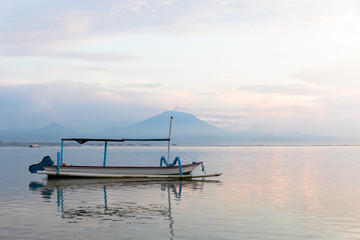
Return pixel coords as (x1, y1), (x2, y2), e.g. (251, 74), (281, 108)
(29, 117), (222, 179)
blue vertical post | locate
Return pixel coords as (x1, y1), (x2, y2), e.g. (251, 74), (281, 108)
(57, 152), (60, 173)
(57, 188), (64, 216)
(178, 157), (182, 177)
(60, 139), (64, 165)
(178, 181), (183, 199)
(103, 141), (108, 167)
(104, 186), (108, 212)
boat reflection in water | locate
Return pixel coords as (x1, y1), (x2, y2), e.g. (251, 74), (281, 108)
(29, 178), (220, 239)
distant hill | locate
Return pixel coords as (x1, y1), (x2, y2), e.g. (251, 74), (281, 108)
(0, 111), (336, 144)
(94, 111), (337, 144)
(96, 111), (230, 144)
(0, 111), (229, 143)
(0, 122), (76, 142)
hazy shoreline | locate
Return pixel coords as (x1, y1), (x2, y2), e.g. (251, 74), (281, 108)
(1, 141), (360, 147)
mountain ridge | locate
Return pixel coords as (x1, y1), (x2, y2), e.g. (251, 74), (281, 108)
(0, 111), (335, 144)
(0, 111), (228, 143)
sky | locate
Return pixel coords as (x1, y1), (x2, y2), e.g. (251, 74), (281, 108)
(1, 0), (360, 140)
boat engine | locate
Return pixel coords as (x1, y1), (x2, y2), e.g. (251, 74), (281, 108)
(29, 156), (54, 173)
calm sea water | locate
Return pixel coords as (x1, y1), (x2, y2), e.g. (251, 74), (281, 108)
(1, 145), (360, 239)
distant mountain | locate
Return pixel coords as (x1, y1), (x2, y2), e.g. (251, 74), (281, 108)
(129, 111), (227, 135)
(0, 122), (76, 142)
(0, 111), (229, 143)
(0, 111), (336, 144)
(97, 111), (230, 143)
(33, 122), (76, 139)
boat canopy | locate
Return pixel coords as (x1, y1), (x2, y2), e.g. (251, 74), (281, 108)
(62, 138), (170, 144)
(59, 117), (174, 169)
(59, 137), (172, 169)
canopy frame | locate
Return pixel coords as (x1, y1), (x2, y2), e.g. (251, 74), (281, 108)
(58, 117), (175, 172)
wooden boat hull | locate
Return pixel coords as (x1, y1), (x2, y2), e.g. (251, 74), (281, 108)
(37, 170), (222, 179)
(42, 162), (202, 178)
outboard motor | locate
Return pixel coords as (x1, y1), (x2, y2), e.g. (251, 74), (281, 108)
(29, 156), (54, 173)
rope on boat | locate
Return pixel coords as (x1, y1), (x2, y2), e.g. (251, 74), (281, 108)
(201, 162), (207, 174)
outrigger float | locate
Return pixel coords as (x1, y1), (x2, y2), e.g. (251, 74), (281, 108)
(29, 117), (222, 179)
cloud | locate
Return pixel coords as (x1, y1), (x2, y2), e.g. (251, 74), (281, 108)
(2, 0), (358, 54)
(2, 47), (140, 62)
(1, 79), (360, 139)
(239, 84), (326, 95)
(291, 60), (360, 89)
(169, 81), (360, 138)
(122, 82), (162, 89)
(61, 51), (139, 62)
(0, 81), (168, 131)
(197, 113), (249, 131)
